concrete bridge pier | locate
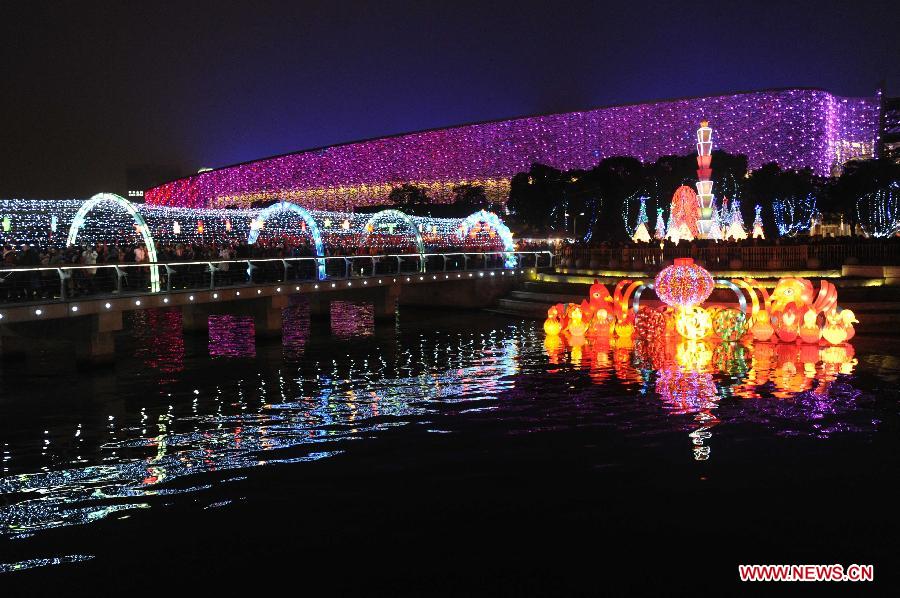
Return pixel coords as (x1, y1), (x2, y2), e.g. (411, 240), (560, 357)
(306, 295), (332, 322)
(181, 304), (211, 335)
(372, 285), (401, 321)
(251, 294), (289, 338)
(1, 311), (123, 366)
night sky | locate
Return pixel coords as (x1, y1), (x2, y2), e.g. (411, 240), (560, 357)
(2, 0), (897, 197)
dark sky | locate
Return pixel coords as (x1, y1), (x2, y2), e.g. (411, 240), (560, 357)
(2, 0), (898, 197)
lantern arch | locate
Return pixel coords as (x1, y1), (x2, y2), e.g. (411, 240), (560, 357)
(67, 193), (160, 292)
(457, 210), (516, 268)
(362, 209), (425, 256)
(248, 201), (326, 279)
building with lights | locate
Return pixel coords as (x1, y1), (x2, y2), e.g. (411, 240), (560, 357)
(145, 87), (883, 211)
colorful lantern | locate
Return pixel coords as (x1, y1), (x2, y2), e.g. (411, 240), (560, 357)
(675, 306), (712, 340)
(544, 306), (562, 336)
(654, 258), (714, 308)
(750, 310), (775, 341)
(798, 309), (822, 344)
(711, 308), (748, 342)
(565, 306), (589, 338)
(635, 306), (666, 341)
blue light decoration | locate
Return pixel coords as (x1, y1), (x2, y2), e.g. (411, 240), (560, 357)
(67, 193), (161, 292)
(457, 210), (517, 268)
(248, 201), (326, 280)
(773, 194), (817, 236)
(856, 183), (900, 238)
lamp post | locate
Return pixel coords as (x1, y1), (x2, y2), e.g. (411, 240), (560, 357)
(567, 212), (585, 238)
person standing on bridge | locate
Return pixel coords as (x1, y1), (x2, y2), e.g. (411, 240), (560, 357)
(81, 244), (98, 295)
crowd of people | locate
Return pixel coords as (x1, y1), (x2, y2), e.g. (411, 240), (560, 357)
(0, 236), (498, 269)
(0, 236), (511, 302)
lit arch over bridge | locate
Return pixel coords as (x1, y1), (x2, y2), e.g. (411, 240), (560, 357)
(457, 210), (516, 268)
(248, 201), (326, 280)
(67, 193), (161, 292)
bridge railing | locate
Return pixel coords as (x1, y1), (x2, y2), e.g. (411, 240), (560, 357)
(0, 251), (552, 305)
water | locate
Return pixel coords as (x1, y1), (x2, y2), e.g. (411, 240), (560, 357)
(0, 300), (897, 593)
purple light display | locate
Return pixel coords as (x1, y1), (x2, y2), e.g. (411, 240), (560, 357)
(146, 88), (880, 210)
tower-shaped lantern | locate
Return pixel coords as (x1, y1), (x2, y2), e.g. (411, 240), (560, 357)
(695, 120), (714, 238)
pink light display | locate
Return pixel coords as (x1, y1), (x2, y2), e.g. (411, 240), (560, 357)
(146, 89), (880, 210)
(654, 258), (715, 308)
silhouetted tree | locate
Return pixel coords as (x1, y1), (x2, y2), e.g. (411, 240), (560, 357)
(825, 159), (900, 225)
(451, 184), (490, 212)
(744, 163), (816, 238)
(388, 184), (430, 208)
(508, 164), (566, 233)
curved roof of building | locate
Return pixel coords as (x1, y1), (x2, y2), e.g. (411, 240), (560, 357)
(146, 87), (880, 210)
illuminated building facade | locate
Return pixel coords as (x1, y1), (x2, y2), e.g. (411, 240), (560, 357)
(146, 88), (881, 211)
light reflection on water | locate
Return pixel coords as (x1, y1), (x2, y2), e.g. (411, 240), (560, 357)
(546, 333), (870, 460)
(0, 303), (893, 558)
(208, 315), (256, 358)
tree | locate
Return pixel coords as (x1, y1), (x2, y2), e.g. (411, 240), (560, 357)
(745, 163), (816, 238)
(856, 184), (900, 238)
(826, 158), (900, 225)
(451, 184), (491, 215)
(388, 184), (430, 208)
(508, 164), (566, 233)
(654, 208), (666, 240)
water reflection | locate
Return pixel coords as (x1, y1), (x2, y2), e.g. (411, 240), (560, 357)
(282, 301), (311, 358)
(0, 310), (884, 560)
(546, 334), (862, 460)
(330, 301), (374, 339)
(208, 315), (256, 358)
(132, 309), (185, 378)
(0, 316), (519, 541)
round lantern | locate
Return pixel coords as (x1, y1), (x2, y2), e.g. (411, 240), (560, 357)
(634, 306), (666, 341)
(674, 306), (712, 340)
(654, 258), (714, 308)
(712, 308), (749, 342)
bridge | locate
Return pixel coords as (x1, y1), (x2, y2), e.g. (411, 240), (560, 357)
(0, 251), (552, 365)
